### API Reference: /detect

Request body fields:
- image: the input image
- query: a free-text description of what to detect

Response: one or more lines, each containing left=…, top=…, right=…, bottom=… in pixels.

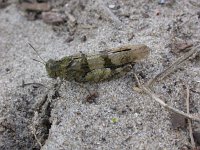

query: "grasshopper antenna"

left=32, top=58, right=45, bottom=65
left=28, top=43, right=46, bottom=65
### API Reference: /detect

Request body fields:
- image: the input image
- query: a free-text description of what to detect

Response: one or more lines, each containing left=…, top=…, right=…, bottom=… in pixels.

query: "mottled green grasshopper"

left=43, top=44, right=150, bottom=83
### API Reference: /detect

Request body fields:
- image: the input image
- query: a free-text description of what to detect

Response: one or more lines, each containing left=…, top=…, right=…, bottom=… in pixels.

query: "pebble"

left=108, top=4, right=115, bottom=9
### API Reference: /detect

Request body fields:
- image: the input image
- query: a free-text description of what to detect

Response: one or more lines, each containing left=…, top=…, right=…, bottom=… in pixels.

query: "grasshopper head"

left=46, top=59, right=61, bottom=79
left=45, top=57, right=72, bottom=79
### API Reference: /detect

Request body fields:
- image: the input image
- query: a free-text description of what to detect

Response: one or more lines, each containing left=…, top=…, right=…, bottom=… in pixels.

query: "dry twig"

left=20, top=2, right=51, bottom=11
left=185, top=84, right=196, bottom=148
left=31, top=125, right=42, bottom=148
left=147, top=45, right=199, bottom=87
left=97, top=0, right=123, bottom=27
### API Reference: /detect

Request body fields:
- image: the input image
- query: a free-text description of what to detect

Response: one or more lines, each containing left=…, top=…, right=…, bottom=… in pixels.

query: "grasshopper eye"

left=46, top=59, right=56, bottom=69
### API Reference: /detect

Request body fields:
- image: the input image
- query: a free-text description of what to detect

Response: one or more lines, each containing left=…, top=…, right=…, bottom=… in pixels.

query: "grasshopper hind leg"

left=112, top=64, right=133, bottom=79
left=84, top=65, right=133, bottom=83
left=84, top=68, right=112, bottom=83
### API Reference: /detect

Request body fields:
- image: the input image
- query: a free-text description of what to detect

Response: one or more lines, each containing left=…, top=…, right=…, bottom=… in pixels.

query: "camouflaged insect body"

left=46, top=44, right=150, bottom=83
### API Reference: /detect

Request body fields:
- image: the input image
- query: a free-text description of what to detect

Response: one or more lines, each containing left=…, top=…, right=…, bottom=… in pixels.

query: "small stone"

left=156, top=11, right=161, bottom=16
left=142, top=12, right=150, bottom=18
left=108, top=4, right=115, bottom=9
left=65, top=36, right=74, bottom=43
left=170, top=113, right=186, bottom=129
left=158, top=0, right=165, bottom=5
left=5, top=68, right=10, bottom=72
left=81, top=35, right=87, bottom=42
left=134, top=113, right=139, bottom=117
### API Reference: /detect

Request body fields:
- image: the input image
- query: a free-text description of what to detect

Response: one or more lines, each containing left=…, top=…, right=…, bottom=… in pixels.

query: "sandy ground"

left=0, top=0, right=200, bottom=149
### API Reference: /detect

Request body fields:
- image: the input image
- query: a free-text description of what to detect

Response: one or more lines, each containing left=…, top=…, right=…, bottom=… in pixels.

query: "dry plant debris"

left=170, top=41, right=193, bottom=54
left=144, top=45, right=200, bottom=121
left=134, top=44, right=200, bottom=149
left=185, top=84, right=195, bottom=148
left=84, top=92, right=99, bottom=104
left=20, top=2, right=51, bottom=11
left=135, top=84, right=200, bottom=122
left=97, top=0, right=123, bottom=27
left=42, top=11, right=66, bottom=24
left=147, top=45, right=199, bottom=87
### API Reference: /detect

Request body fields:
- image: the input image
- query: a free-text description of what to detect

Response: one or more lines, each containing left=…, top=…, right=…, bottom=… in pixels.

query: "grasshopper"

left=45, top=44, right=150, bottom=83
left=30, top=44, right=150, bottom=83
